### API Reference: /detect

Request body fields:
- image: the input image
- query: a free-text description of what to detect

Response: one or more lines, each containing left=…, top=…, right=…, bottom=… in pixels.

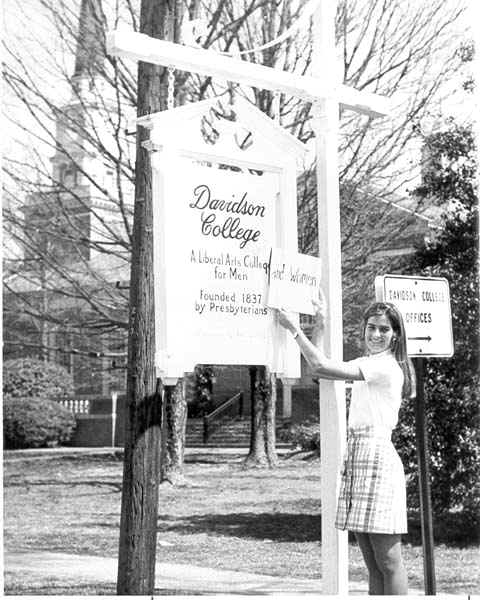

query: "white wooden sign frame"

left=107, top=1, right=390, bottom=593
left=107, top=28, right=390, bottom=119
left=139, top=97, right=305, bottom=383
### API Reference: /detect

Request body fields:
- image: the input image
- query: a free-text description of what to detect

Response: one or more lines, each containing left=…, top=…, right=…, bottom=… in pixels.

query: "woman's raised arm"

left=275, top=291, right=363, bottom=381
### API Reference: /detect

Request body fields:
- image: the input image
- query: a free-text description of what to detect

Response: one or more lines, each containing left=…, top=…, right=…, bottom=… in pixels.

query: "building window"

left=60, top=165, right=77, bottom=188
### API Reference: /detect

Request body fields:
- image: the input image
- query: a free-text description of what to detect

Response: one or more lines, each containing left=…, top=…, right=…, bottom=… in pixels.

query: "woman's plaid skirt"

left=335, top=426, right=407, bottom=534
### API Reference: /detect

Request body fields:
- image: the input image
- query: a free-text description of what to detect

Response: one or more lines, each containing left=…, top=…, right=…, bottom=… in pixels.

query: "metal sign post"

left=376, top=274, right=454, bottom=596
left=412, top=357, right=436, bottom=595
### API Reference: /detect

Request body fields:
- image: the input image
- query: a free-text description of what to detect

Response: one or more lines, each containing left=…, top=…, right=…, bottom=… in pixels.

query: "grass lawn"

left=4, top=450, right=479, bottom=595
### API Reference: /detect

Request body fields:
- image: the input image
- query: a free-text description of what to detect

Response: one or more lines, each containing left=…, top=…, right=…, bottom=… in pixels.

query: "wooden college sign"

left=139, top=97, right=307, bottom=379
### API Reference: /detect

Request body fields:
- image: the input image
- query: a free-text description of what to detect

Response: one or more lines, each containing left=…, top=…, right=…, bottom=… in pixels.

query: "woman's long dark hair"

left=362, top=302, right=416, bottom=399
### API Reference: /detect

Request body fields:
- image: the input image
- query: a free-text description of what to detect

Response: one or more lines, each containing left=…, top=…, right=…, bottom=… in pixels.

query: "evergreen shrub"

left=189, top=365, right=215, bottom=417
left=278, top=420, right=320, bottom=454
left=393, top=120, right=479, bottom=540
left=3, top=358, right=74, bottom=400
left=3, top=396, right=76, bottom=449
left=393, top=370, right=480, bottom=541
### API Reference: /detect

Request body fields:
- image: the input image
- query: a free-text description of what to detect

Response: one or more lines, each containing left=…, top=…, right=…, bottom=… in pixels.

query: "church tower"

left=25, top=0, right=133, bottom=271
left=16, top=0, right=133, bottom=393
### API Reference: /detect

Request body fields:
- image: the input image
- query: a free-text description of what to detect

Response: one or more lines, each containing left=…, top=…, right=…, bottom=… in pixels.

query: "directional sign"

left=375, top=275, right=454, bottom=357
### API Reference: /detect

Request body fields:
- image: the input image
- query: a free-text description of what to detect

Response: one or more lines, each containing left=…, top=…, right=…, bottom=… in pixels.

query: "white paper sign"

left=266, top=248, right=322, bottom=315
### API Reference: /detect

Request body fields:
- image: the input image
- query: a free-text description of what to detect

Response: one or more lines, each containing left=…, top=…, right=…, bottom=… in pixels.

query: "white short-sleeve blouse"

left=348, top=350, right=404, bottom=432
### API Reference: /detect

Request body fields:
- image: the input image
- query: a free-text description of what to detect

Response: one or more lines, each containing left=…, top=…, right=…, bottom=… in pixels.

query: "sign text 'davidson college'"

left=189, top=183, right=265, bottom=249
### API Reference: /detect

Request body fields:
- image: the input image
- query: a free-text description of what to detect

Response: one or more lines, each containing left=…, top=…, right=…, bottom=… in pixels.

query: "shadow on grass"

left=5, top=585, right=210, bottom=596
left=184, top=453, right=246, bottom=465
left=404, top=516, right=480, bottom=546
left=6, top=479, right=122, bottom=494
left=157, top=512, right=322, bottom=543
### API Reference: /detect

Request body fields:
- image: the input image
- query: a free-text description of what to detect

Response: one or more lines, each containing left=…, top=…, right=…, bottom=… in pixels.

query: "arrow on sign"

left=408, top=336, right=432, bottom=341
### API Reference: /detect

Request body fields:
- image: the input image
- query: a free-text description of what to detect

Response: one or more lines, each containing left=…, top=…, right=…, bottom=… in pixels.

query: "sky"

left=2, top=0, right=478, bottom=195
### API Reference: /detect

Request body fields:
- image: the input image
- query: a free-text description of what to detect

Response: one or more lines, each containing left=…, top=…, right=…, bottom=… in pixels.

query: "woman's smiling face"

left=364, top=313, right=394, bottom=354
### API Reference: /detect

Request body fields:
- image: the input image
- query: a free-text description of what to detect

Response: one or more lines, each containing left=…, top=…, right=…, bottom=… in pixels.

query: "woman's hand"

left=312, top=288, right=327, bottom=329
left=276, top=308, right=298, bottom=335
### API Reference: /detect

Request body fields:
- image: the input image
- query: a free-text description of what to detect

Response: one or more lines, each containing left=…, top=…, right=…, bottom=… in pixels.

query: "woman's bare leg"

left=354, top=532, right=384, bottom=595
left=369, top=533, right=408, bottom=595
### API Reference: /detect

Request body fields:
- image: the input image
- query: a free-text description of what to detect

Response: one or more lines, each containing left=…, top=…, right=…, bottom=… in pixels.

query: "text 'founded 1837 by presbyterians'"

left=194, top=288, right=267, bottom=317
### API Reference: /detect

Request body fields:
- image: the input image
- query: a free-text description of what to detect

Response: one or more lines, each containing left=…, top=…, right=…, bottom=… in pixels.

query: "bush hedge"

left=3, top=396, right=76, bottom=449
left=3, top=358, right=74, bottom=400
left=188, top=365, right=215, bottom=417
left=278, top=420, right=320, bottom=454
left=393, top=369, right=480, bottom=533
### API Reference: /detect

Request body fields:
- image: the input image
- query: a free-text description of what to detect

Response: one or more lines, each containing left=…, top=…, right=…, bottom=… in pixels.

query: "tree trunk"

left=265, top=371, right=278, bottom=467
left=246, top=366, right=268, bottom=467
left=117, top=0, right=183, bottom=594
left=116, top=100, right=161, bottom=594
left=160, top=379, right=188, bottom=485
left=244, top=366, right=277, bottom=468
left=40, top=265, right=49, bottom=363
left=154, top=0, right=187, bottom=483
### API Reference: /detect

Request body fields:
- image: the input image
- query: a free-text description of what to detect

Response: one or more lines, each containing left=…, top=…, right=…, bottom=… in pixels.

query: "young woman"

left=276, top=294, right=415, bottom=596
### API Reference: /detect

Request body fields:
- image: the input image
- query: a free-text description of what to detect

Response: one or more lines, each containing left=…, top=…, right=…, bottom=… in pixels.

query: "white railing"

left=56, top=398, right=91, bottom=414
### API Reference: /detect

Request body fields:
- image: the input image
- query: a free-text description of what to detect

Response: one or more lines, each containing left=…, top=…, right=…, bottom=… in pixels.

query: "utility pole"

left=116, top=0, right=182, bottom=594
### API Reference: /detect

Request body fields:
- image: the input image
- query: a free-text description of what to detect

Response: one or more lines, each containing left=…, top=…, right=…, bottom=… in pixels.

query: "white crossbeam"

left=106, top=29, right=390, bottom=118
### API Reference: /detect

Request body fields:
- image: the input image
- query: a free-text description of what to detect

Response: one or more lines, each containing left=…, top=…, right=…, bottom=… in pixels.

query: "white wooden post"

left=280, top=378, right=293, bottom=419
left=107, top=5, right=390, bottom=592
left=111, top=391, right=118, bottom=448
left=313, top=1, right=348, bottom=595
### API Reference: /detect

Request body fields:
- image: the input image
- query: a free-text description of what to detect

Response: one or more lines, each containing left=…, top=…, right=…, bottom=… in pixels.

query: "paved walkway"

left=4, top=551, right=330, bottom=595
left=5, top=551, right=469, bottom=597
left=1, top=551, right=393, bottom=596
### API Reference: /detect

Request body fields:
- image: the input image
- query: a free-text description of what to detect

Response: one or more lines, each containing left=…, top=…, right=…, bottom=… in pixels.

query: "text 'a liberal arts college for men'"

left=190, top=248, right=270, bottom=284
left=189, top=183, right=265, bottom=249
left=190, top=248, right=269, bottom=271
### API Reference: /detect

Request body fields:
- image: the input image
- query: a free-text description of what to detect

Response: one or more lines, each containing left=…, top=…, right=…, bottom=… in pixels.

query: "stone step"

left=187, top=432, right=251, bottom=441
left=187, top=419, right=288, bottom=432
left=185, top=417, right=289, bottom=448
